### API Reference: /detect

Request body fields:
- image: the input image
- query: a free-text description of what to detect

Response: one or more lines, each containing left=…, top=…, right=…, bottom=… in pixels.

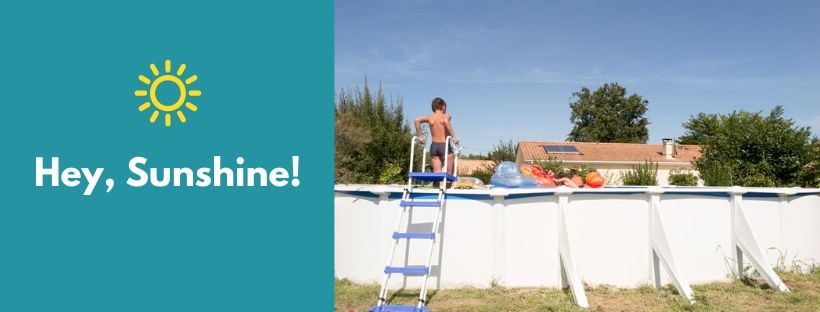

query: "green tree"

left=804, top=137, right=820, bottom=187
left=693, top=106, right=815, bottom=187
left=335, top=80, right=415, bottom=184
left=487, top=140, right=517, bottom=164
left=567, top=83, right=649, bottom=143
left=679, top=112, right=722, bottom=145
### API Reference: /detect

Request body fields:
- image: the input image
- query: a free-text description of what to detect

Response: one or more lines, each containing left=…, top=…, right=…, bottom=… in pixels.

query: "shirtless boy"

left=414, top=97, right=459, bottom=176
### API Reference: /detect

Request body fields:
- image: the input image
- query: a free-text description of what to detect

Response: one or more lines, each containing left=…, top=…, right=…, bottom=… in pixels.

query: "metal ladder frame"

left=373, top=136, right=459, bottom=312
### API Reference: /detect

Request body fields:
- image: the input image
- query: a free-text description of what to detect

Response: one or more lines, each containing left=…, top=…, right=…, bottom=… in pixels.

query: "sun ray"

left=149, top=64, right=159, bottom=76
left=150, top=111, right=159, bottom=123
left=138, top=102, right=151, bottom=111
left=185, top=102, right=198, bottom=112
left=185, top=75, right=198, bottom=84
left=138, top=75, right=151, bottom=85
left=165, top=60, right=171, bottom=73
left=177, top=111, right=187, bottom=123
left=177, top=64, right=187, bottom=76
left=134, top=90, right=148, bottom=96
left=188, top=90, right=202, bottom=96
left=165, top=113, right=171, bottom=127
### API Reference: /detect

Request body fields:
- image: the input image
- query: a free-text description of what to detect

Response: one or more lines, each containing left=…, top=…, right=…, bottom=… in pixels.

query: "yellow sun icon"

left=134, top=59, right=201, bottom=127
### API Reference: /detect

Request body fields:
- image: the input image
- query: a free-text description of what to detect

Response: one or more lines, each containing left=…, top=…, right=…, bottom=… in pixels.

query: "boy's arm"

left=414, top=116, right=428, bottom=144
left=444, top=115, right=458, bottom=144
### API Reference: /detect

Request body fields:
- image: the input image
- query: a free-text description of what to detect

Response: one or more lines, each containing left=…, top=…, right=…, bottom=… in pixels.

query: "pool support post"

left=729, top=187, right=789, bottom=292
left=646, top=187, right=696, bottom=303
left=490, top=188, right=508, bottom=286
left=555, top=186, right=589, bottom=308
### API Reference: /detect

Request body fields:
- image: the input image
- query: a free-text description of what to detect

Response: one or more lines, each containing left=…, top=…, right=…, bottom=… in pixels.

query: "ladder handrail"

left=408, top=136, right=419, bottom=187
left=441, top=136, right=461, bottom=179
left=417, top=188, right=445, bottom=308
left=408, top=136, right=432, bottom=183
left=410, top=135, right=461, bottom=179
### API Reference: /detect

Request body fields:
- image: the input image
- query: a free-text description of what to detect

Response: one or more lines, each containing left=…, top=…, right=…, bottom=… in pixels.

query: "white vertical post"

left=777, top=190, right=795, bottom=268
left=373, top=187, right=401, bottom=306
left=646, top=187, right=695, bottom=303
left=490, top=189, right=508, bottom=285
left=555, top=186, right=588, bottom=308
left=730, top=187, right=789, bottom=292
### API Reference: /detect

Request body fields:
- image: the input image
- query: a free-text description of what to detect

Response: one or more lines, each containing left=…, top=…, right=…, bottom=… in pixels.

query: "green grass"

left=336, top=268, right=820, bottom=311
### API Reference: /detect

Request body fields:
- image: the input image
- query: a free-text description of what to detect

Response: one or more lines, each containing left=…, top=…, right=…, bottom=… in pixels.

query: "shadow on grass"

left=740, top=276, right=772, bottom=290
left=386, top=288, right=439, bottom=304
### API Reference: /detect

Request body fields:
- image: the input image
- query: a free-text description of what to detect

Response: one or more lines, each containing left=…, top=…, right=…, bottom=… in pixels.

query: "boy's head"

left=431, top=97, right=447, bottom=112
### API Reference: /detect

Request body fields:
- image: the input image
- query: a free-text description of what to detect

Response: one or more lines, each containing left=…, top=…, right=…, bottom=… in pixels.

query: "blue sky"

left=335, top=1, right=820, bottom=153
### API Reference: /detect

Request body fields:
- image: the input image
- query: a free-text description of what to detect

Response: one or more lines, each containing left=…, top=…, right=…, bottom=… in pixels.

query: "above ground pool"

left=335, top=184, right=820, bottom=305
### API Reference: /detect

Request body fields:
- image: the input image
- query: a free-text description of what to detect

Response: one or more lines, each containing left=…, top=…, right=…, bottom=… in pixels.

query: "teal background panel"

left=0, top=1, right=334, bottom=311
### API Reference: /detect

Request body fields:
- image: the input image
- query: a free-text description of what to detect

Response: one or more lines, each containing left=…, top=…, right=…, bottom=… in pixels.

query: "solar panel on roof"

left=544, top=145, right=563, bottom=153
left=543, top=144, right=580, bottom=154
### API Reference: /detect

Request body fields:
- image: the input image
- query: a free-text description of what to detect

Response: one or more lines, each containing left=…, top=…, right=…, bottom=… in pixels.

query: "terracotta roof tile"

left=517, top=141, right=700, bottom=163
left=457, top=159, right=494, bottom=175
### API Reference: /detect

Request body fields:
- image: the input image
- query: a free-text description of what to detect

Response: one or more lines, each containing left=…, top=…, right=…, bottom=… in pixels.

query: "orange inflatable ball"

left=586, top=174, right=605, bottom=188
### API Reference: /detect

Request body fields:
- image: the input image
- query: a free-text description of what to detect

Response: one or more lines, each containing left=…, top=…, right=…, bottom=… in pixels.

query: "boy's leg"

left=446, top=154, right=455, bottom=176
left=431, top=156, right=443, bottom=173
left=430, top=155, right=443, bottom=188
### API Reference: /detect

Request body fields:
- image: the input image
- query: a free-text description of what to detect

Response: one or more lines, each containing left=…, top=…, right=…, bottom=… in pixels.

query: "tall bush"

left=687, top=106, right=815, bottom=187
left=668, top=170, right=698, bottom=186
left=532, top=157, right=563, bottom=174
left=335, top=80, right=414, bottom=184
left=621, top=161, right=658, bottom=186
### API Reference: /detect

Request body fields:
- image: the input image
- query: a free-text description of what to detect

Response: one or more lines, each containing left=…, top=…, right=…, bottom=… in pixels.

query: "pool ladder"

left=370, top=137, right=458, bottom=312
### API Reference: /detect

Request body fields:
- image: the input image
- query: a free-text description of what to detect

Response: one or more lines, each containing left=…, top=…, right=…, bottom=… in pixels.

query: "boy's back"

left=426, top=112, right=451, bottom=143
left=414, top=97, right=458, bottom=175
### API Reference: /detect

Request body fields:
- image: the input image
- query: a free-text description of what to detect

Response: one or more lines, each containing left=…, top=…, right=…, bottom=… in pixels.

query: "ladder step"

left=384, top=266, right=429, bottom=275
left=408, top=172, right=457, bottom=182
left=392, top=232, right=435, bottom=240
left=369, top=305, right=429, bottom=312
left=399, top=200, right=441, bottom=207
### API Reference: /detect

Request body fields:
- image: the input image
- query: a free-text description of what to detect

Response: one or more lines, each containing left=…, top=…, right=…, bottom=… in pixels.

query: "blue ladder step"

left=399, top=200, right=441, bottom=207
left=408, top=172, right=457, bottom=182
left=384, top=266, right=429, bottom=275
left=369, top=305, right=429, bottom=312
left=392, top=232, right=435, bottom=240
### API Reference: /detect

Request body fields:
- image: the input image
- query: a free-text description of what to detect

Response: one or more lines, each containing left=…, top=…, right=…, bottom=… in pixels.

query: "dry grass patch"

left=336, top=268, right=820, bottom=311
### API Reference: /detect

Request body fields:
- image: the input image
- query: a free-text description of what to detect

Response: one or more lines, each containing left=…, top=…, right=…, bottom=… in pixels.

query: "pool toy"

left=453, top=177, right=486, bottom=189
left=490, top=161, right=538, bottom=188
left=585, top=171, right=605, bottom=188
left=520, top=164, right=556, bottom=187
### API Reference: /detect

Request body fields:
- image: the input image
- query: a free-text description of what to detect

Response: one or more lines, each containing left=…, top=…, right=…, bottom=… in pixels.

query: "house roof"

left=517, top=141, right=701, bottom=164
left=457, top=159, right=494, bottom=175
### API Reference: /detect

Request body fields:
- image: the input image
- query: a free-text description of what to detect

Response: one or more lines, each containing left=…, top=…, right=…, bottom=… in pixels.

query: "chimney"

left=662, top=138, right=674, bottom=160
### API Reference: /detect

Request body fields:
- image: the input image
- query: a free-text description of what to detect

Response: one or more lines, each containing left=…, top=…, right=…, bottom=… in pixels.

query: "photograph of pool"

left=335, top=2, right=820, bottom=311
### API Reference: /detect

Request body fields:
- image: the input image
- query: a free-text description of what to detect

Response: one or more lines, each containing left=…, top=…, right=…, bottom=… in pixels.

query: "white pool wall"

left=334, top=185, right=820, bottom=290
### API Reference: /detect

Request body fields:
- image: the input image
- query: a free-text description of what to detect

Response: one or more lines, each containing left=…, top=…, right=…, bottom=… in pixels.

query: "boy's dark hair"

left=431, top=97, right=446, bottom=112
